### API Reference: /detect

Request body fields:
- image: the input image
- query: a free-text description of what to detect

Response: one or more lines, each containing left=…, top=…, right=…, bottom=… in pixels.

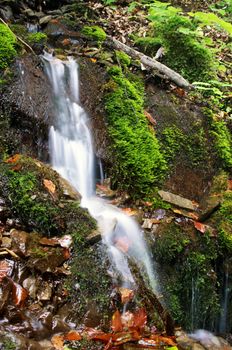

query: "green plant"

left=189, top=11, right=232, bottom=36
left=115, top=50, right=131, bottom=66
left=0, top=23, right=17, bottom=70
left=81, top=26, right=106, bottom=45
left=104, top=66, right=167, bottom=197
left=2, top=338, right=16, bottom=350
left=155, top=15, right=216, bottom=81
left=27, top=32, right=47, bottom=44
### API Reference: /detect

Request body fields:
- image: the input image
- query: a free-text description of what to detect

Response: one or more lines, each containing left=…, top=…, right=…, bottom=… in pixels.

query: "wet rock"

left=11, top=229, right=31, bottom=257
left=1, top=55, right=53, bottom=158
left=23, top=276, right=39, bottom=299
left=58, top=177, right=81, bottom=200
left=39, top=15, right=52, bottom=25
left=0, top=278, right=12, bottom=313
left=86, top=229, right=102, bottom=245
left=37, top=282, right=53, bottom=301
left=1, top=236, right=12, bottom=248
left=158, top=190, right=198, bottom=211
left=51, top=315, right=70, bottom=333
left=0, top=5, right=14, bottom=21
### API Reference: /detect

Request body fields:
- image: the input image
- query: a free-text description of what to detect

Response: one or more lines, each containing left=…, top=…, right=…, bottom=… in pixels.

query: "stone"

left=11, top=229, right=29, bottom=256
left=0, top=6, right=14, bottom=21
left=23, top=8, right=36, bottom=17
left=158, top=190, right=198, bottom=211
left=37, top=282, right=52, bottom=301
left=1, top=237, right=12, bottom=248
left=23, top=276, right=39, bottom=299
left=58, top=176, right=81, bottom=200
left=28, top=247, right=67, bottom=273
left=86, top=229, right=101, bottom=245
left=39, top=15, right=52, bottom=25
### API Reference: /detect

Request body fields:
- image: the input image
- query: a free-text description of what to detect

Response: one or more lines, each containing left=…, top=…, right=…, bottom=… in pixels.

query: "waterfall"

left=43, top=52, right=157, bottom=293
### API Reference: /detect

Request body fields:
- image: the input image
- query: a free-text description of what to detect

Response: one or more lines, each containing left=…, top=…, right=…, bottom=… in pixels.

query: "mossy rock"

left=0, top=23, right=18, bottom=71
left=81, top=25, right=106, bottom=45
left=0, top=154, right=96, bottom=236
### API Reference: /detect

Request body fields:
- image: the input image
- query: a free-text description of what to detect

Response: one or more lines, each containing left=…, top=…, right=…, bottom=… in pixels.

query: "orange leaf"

left=63, top=330, right=82, bottom=341
left=5, top=154, right=20, bottom=164
left=51, top=334, right=64, bottom=349
left=194, top=221, right=206, bottom=233
left=133, top=308, right=147, bottom=330
left=118, top=287, right=134, bottom=304
left=115, top=236, right=130, bottom=253
left=43, top=179, right=56, bottom=194
left=113, top=330, right=141, bottom=345
left=150, top=334, right=176, bottom=346
left=144, top=110, right=156, bottom=126
left=63, top=248, right=71, bottom=260
left=0, top=260, right=11, bottom=282
left=111, top=310, right=123, bottom=332
left=84, top=328, right=112, bottom=343
left=90, top=58, right=97, bottom=63
left=12, top=281, right=28, bottom=307
left=121, top=208, right=137, bottom=216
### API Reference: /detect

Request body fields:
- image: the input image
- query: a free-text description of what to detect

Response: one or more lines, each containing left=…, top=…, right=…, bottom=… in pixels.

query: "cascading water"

left=43, top=52, right=158, bottom=293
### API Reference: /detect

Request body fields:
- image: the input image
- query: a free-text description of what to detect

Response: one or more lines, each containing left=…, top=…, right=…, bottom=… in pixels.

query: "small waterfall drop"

left=43, top=53, right=157, bottom=293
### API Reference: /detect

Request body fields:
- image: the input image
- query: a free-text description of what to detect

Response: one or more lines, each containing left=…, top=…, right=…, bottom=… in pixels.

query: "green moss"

left=104, top=66, right=167, bottom=197
left=0, top=156, right=96, bottom=237
left=205, top=108, right=232, bottom=169
left=81, top=25, right=106, bottom=45
left=0, top=23, right=17, bottom=70
left=160, top=124, right=208, bottom=167
left=154, top=222, right=190, bottom=263
left=134, top=36, right=162, bottom=56
left=1, top=338, right=16, bottom=350
left=115, top=50, right=131, bottom=66
left=155, top=15, right=216, bottom=82
left=27, top=32, right=47, bottom=44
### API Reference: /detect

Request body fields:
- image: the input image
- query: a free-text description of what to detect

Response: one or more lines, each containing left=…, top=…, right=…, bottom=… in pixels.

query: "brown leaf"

left=40, top=237, right=59, bottom=246
left=133, top=308, right=147, bottom=330
left=62, top=248, right=70, bottom=260
left=121, top=208, right=137, bottom=216
left=144, top=110, right=157, bottom=126
left=150, top=334, right=177, bottom=346
left=63, top=330, right=82, bottom=341
left=0, top=260, right=11, bottom=282
left=43, top=179, right=56, bottom=194
left=113, top=330, right=141, bottom=345
left=51, top=334, right=64, bottom=349
left=12, top=281, right=28, bottom=307
left=84, top=328, right=112, bottom=343
left=111, top=310, right=123, bottom=332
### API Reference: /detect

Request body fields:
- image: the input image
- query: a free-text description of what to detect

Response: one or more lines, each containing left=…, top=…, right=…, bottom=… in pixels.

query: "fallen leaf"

left=150, top=335, right=177, bottom=346
left=12, top=281, right=28, bottom=307
left=133, top=308, right=147, bottom=330
left=84, top=328, right=112, bottom=343
left=90, top=58, right=97, bottom=63
left=121, top=208, right=137, bottom=216
left=62, top=248, right=70, bottom=260
left=113, top=331, right=141, bottom=345
left=0, top=260, right=11, bottom=282
left=118, top=287, right=134, bottom=304
left=51, top=334, right=64, bottom=349
left=111, top=310, right=123, bottom=332
left=43, top=179, right=56, bottom=194
left=144, top=110, right=157, bottom=126
left=63, top=330, right=82, bottom=341
left=194, top=221, right=206, bottom=233
left=5, top=154, right=20, bottom=164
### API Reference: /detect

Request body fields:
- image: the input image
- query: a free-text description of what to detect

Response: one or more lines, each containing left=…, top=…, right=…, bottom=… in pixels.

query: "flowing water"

left=43, top=53, right=158, bottom=293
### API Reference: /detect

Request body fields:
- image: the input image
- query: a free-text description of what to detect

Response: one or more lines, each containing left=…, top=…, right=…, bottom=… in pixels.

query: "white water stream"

left=43, top=53, right=157, bottom=293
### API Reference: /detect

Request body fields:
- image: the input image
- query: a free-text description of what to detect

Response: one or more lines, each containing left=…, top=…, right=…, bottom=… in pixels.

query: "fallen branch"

left=0, top=17, right=35, bottom=54
left=105, top=36, right=191, bottom=89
